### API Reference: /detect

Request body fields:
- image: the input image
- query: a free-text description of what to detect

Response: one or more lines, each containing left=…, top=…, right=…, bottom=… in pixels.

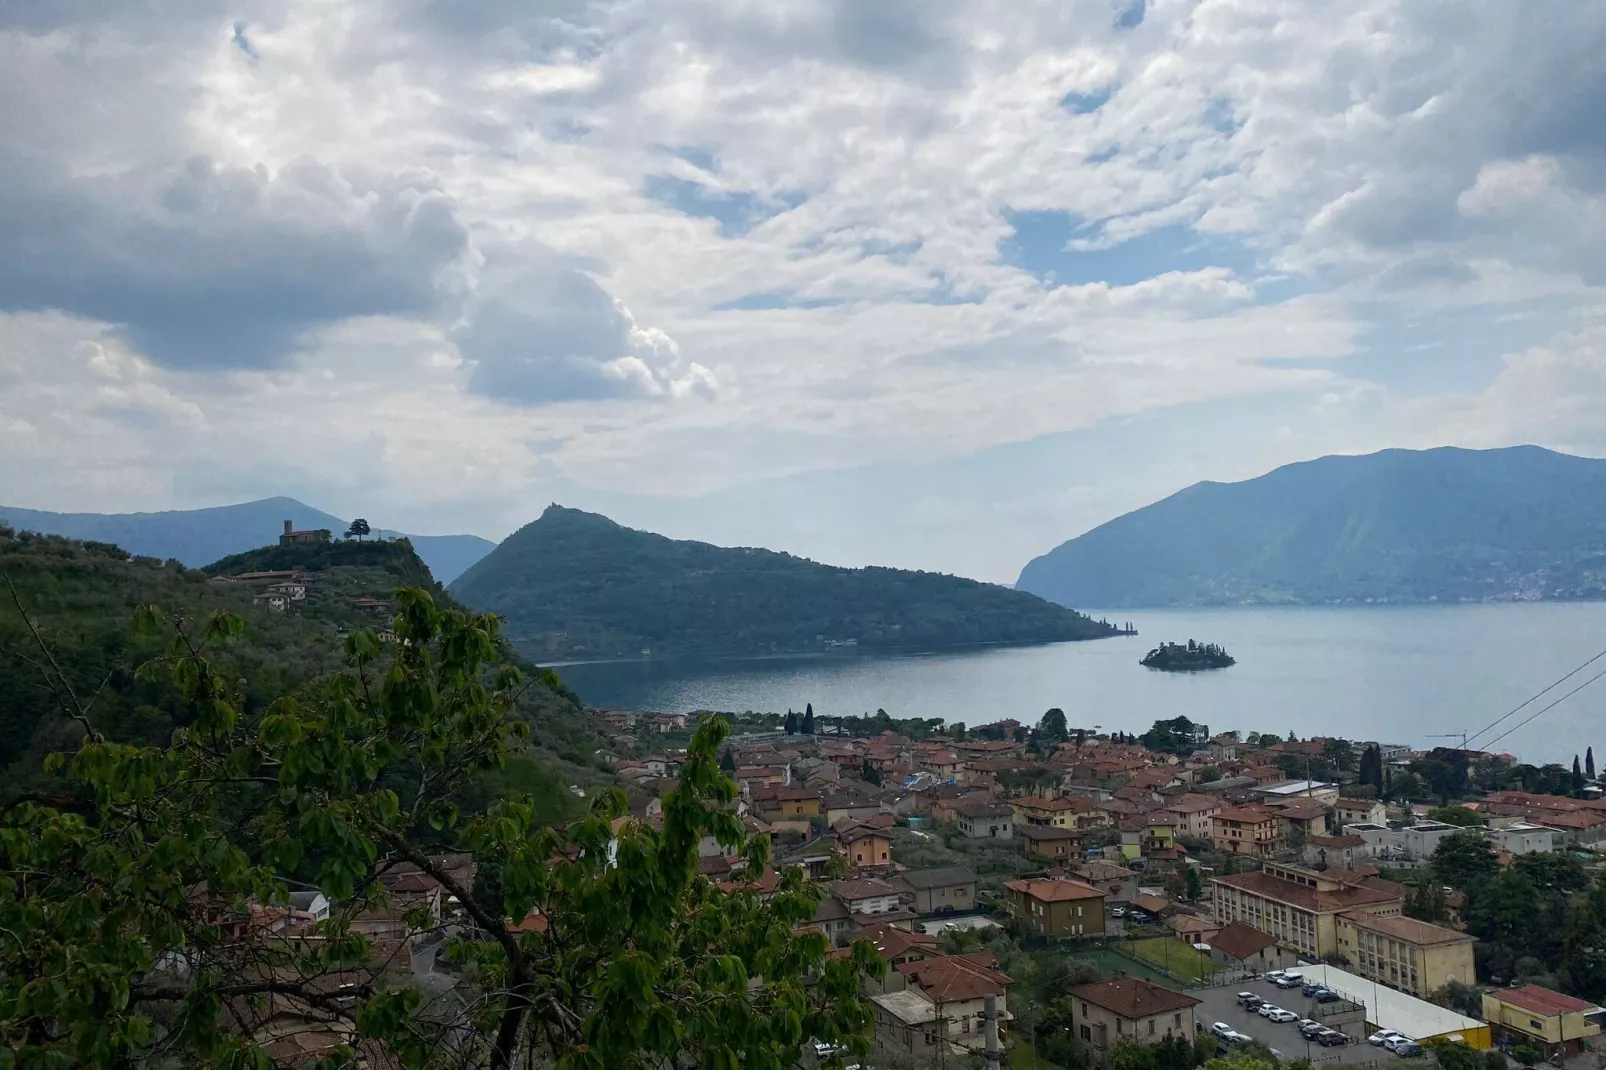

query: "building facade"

left=1004, top=877, right=1106, bottom=937
left=1211, top=862, right=1403, bottom=958
left=1335, top=912, right=1476, bottom=997
left=1482, top=985, right=1602, bottom=1059
left=1210, top=805, right=1282, bottom=856
left=1070, top=978, right=1200, bottom=1069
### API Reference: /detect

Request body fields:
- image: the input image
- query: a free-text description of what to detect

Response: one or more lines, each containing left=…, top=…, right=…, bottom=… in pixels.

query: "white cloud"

left=0, top=0, right=1603, bottom=576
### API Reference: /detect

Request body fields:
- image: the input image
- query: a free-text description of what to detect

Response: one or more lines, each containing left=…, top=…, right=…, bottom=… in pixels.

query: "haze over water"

left=555, top=603, right=1606, bottom=766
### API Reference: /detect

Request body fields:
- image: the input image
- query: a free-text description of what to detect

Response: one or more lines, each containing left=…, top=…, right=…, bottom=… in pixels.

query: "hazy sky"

left=3, top=1, right=1604, bottom=582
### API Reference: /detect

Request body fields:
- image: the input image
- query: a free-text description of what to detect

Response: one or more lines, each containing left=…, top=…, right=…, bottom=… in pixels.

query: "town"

left=593, top=708, right=1606, bottom=1069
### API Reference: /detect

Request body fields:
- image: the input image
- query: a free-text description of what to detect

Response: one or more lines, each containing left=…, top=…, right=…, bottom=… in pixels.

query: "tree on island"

left=1139, top=640, right=1234, bottom=672
left=802, top=703, right=815, bottom=734
left=0, top=589, right=882, bottom=1067
left=345, top=516, right=371, bottom=541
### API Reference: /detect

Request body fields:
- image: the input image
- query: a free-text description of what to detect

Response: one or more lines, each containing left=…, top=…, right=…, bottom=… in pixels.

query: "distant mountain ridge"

left=0, top=497, right=495, bottom=584
left=1016, top=446, right=1606, bottom=608
left=451, top=504, right=1117, bottom=660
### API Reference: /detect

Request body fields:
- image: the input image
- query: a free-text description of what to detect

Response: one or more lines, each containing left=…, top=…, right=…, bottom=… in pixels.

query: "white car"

left=1225, top=1031, right=1254, bottom=1046
left=1111, top=906, right=1126, bottom=917
left=1266, top=1009, right=1297, bottom=1023
left=1384, top=1036, right=1418, bottom=1054
left=1265, top=970, right=1287, bottom=983
left=1257, top=1003, right=1283, bottom=1018
left=1211, top=1022, right=1237, bottom=1039
left=1370, top=1031, right=1406, bottom=1047
left=810, top=1039, right=840, bottom=1058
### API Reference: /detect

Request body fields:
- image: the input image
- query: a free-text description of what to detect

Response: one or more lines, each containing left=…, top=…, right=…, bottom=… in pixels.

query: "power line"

left=1479, top=663, right=1606, bottom=753
left=1462, top=644, right=1606, bottom=749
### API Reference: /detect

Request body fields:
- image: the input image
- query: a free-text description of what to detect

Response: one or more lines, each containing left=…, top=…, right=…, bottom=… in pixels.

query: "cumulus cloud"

left=2, top=0, right=1605, bottom=576
left=459, top=261, right=719, bottom=403
left=0, top=153, right=469, bottom=369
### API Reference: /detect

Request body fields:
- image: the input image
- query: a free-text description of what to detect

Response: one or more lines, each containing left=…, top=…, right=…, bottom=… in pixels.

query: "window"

left=1116, top=1020, right=1124, bottom=1034
left=1148, top=1020, right=1156, bottom=1036
left=962, top=1017, right=972, bottom=1034
left=1081, top=1002, right=1088, bottom=1016
left=1174, top=1014, right=1182, bottom=1028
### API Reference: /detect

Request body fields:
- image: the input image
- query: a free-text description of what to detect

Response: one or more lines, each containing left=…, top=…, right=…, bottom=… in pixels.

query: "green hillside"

left=0, top=526, right=604, bottom=801
left=1016, top=445, right=1606, bottom=607
left=450, top=504, right=1117, bottom=660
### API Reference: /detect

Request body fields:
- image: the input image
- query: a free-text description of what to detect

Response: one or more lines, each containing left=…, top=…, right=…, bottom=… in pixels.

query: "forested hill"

left=0, top=497, right=495, bottom=583
left=0, top=526, right=604, bottom=801
left=450, top=504, right=1117, bottom=660
left=1016, top=445, right=1606, bottom=608
left=204, top=537, right=442, bottom=591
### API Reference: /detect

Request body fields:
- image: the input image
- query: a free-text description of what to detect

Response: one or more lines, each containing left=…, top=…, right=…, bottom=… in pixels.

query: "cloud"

left=2, top=0, right=1605, bottom=581
left=0, top=153, right=469, bottom=369
left=460, top=261, right=719, bottom=403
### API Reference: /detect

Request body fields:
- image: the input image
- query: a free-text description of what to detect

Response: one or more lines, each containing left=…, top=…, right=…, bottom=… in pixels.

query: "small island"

left=1140, top=639, right=1235, bottom=672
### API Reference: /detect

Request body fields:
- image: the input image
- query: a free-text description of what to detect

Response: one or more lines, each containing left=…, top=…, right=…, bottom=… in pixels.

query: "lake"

left=553, top=603, right=1606, bottom=765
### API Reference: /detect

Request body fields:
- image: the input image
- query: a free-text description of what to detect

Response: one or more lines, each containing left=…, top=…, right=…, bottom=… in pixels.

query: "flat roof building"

left=1296, top=963, right=1490, bottom=1048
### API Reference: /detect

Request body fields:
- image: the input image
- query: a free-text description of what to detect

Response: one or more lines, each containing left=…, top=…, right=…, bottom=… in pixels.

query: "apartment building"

left=1335, top=912, right=1476, bottom=998
left=1211, top=862, right=1404, bottom=958
left=1211, top=804, right=1282, bottom=856
left=1004, top=876, right=1107, bottom=937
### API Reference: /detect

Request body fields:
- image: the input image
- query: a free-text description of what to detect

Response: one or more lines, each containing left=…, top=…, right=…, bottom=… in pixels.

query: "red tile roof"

left=898, top=953, right=1013, bottom=1003
left=1209, top=921, right=1277, bottom=961
left=1004, top=877, right=1105, bottom=903
left=1491, top=985, right=1598, bottom=1017
left=1070, top=977, right=1200, bottom=1019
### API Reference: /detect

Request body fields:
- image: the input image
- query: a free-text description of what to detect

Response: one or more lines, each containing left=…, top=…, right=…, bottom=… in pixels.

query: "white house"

left=1487, top=822, right=1558, bottom=856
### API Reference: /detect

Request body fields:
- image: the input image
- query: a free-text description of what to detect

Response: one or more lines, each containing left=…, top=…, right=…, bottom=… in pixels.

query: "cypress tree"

left=784, top=710, right=797, bottom=735
left=1588, top=747, right=1597, bottom=781
left=1573, top=755, right=1586, bottom=795
left=802, top=703, right=815, bottom=735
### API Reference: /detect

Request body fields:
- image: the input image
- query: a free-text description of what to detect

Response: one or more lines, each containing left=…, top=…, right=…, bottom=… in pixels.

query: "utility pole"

left=983, top=994, right=1002, bottom=1070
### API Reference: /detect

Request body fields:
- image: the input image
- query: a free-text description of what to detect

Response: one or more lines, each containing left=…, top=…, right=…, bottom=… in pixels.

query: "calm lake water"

left=552, top=604, right=1606, bottom=766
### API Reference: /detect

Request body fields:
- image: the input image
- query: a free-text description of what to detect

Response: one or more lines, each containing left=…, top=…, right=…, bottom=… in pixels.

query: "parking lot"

left=1194, top=977, right=1402, bottom=1065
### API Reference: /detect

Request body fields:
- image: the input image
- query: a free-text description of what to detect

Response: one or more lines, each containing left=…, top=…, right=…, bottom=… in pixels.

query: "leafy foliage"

left=1140, top=716, right=1202, bottom=753
left=451, top=505, right=1117, bottom=659
left=0, top=587, right=881, bottom=1067
left=1425, top=805, right=1484, bottom=827
left=0, top=529, right=600, bottom=781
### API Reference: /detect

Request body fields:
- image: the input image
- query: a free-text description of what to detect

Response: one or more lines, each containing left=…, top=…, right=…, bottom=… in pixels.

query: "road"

left=1194, top=978, right=1407, bottom=1066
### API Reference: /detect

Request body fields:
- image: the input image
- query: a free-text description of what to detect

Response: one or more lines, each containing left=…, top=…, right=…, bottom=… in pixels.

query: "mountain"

left=1016, top=445, right=1606, bottom=608
left=0, top=525, right=604, bottom=805
left=450, top=505, right=1117, bottom=660
left=0, top=497, right=496, bottom=584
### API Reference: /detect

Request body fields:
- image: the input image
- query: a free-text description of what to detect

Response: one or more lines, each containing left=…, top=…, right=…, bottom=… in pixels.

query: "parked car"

left=1274, top=972, right=1303, bottom=988
left=1265, top=970, right=1287, bottom=983
left=1266, top=1009, right=1297, bottom=1023
left=1299, top=1021, right=1324, bottom=1039
left=1394, top=1041, right=1423, bottom=1057
left=810, top=1039, right=840, bottom=1057
left=1317, top=1029, right=1349, bottom=1047
left=1225, top=1031, right=1254, bottom=1047
left=1384, top=1036, right=1419, bottom=1054
left=1212, top=1022, right=1237, bottom=1039
left=1257, top=1004, right=1283, bottom=1018
left=1301, top=981, right=1323, bottom=997
left=1370, top=1031, right=1407, bottom=1047
left=1237, top=992, right=1264, bottom=1009
left=1315, top=988, right=1340, bottom=1003
left=1110, top=906, right=1126, bottom=917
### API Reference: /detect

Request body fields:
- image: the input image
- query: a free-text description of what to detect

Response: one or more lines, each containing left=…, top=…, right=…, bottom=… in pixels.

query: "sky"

left=3, top=0, right=1605, bottom=584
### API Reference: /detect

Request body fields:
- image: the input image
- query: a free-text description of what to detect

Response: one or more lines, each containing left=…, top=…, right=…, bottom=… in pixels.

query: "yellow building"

left=1210, top=805, right=1283, bottom=856
left=1335, top=911, right=1476, bottom=998
left=1211, top=862, right=1403, bottom=958
left=1482, top=985, right=1602, bottom=1059
left=1012, top=795, right=1108, bottom=830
